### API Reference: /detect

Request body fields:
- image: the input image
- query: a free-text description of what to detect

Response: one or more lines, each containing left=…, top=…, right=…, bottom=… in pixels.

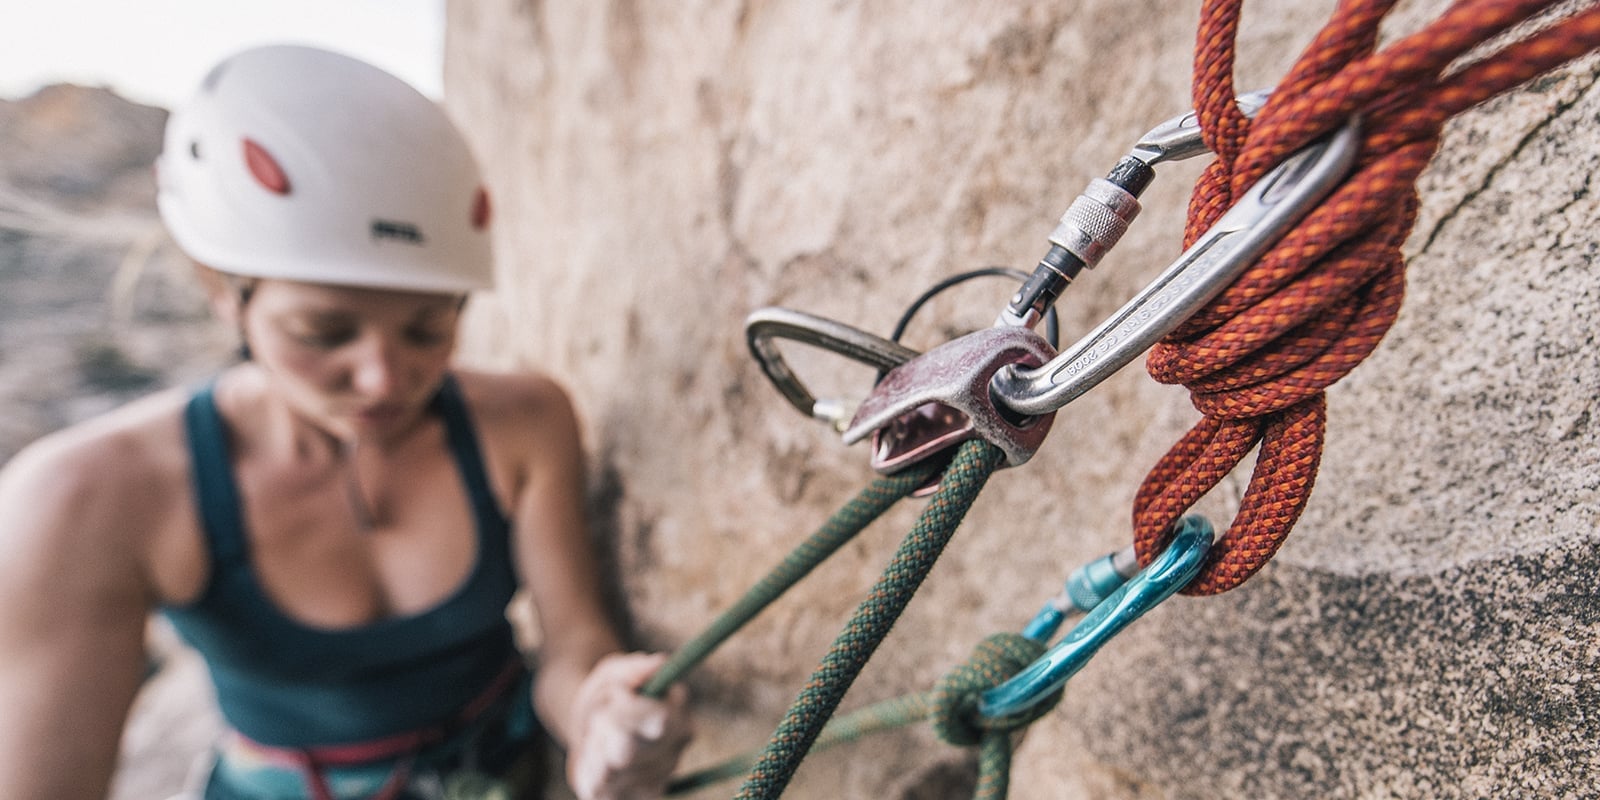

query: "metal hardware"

left=999, top=91, right=1275, bottom=330
left=1019, top=546, right=1141, bottom=643
left=1064, top=546, right=1141, bottom=613
left=979, top=516, right=1214, bottom=719
left=841, top=326, right=1056, bottom=469
left=992, top=120, right=1362, bottom=417
left=743, top=98, right=1356, bottom=481
left=1127, top=90, right=1270, bottom=167
left=745, top=307, right=919, bottom=430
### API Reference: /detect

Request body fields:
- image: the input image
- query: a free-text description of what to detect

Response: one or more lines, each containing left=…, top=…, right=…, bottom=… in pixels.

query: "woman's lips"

left=354, top=404, right=406, bottom=423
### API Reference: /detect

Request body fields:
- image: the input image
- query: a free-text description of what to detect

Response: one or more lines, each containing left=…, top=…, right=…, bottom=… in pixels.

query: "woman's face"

left=238, top=279, right=463, bottom=442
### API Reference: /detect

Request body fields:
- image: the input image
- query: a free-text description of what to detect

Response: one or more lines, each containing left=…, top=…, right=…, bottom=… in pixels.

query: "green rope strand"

left=976, top=733, right=1012, bottom=800
left=812, top=691, right=934, bottom=748
left=640, top=458, right=945, bottom=700
left=930, top=632, right=1059, bottom=800
left=671, top=626, right=1060, bottom=798
left=666, top=692, right=935, bottom=794
left=733, top=440, right=1006, bottom=800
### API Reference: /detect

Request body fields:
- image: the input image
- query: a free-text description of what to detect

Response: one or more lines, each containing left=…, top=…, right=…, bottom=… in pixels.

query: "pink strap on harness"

left=234, top=661, right=525, bottom=800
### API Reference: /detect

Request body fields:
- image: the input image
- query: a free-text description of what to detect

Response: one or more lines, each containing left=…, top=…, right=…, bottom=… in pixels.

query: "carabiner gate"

left=978, top=516, right=1214, bottom=719
left=741, top=97, right=1359, bottom=482
left=745, top=307, right=919, bottom=430
left=1019, top=544, right=1141, bottom=643
left=990, top=121, right=1362, bottom=417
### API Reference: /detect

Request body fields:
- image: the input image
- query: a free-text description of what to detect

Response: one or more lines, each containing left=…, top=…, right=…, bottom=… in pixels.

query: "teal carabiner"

left=979, top=516, right=1214, bottom=719
left=1019, top=545, right=1141, bottom=643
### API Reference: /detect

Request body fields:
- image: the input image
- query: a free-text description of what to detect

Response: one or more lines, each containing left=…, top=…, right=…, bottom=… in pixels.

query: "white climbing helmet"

left=156, top=44, right=494, bottom=294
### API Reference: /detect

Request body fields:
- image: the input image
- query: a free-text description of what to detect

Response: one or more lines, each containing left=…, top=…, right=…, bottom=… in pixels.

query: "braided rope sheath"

left=1134, top=0, right=1600, bottom=593
left=667, top=692, right=936, bottom=794
left=733, top=440, right=1006, bottom=800
left=641, top=458, right=945, bottom=700
left=930, top=633, right=1057, bottom=800
left=670, top=631, right=1059, bottom=797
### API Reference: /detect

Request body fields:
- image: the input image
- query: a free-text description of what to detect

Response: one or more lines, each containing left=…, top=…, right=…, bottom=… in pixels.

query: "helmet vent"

left=200, top=62, right=229, bottom=93
left=242, top=138, right=291, bottom=195
left=471, top=187, right=492, bottom=230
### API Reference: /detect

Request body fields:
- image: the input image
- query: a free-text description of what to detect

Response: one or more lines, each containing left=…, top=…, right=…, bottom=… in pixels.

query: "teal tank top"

left=163, top=375, right=523, bottom=747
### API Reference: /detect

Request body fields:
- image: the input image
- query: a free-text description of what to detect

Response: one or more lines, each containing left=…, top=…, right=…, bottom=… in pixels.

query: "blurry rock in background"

left=0, top=83, right=234, bottom=462
left=1, top=84, right=230, bottom=798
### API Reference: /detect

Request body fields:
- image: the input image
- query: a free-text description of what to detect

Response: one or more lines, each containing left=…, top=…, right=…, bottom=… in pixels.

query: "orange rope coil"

left=1133, top=0, right=1600, bottom=594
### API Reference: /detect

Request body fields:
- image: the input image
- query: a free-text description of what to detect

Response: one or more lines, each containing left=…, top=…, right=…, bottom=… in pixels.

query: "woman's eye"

left=293, top=329, right=356, bottom=349
left=404, top=327, right=451, bottom=347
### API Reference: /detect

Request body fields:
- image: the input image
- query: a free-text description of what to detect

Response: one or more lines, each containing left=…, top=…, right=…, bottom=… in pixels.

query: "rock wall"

left=444, top=1, right=1599, bottom=797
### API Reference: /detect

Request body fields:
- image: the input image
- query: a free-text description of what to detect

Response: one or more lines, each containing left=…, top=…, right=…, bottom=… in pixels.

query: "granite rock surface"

left=443, top=2, right=1599, bottom=797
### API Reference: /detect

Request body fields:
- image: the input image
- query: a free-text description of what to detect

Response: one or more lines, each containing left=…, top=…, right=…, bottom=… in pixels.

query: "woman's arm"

left=500, top=375, right=623, bottom=743
left=484, top=373, right=690, bottom=799
left=0, top=434, right=154, bottom=800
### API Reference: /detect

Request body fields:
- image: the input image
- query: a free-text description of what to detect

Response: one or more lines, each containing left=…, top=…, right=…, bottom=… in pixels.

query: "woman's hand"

left=565, top=652, right=692, bottom=800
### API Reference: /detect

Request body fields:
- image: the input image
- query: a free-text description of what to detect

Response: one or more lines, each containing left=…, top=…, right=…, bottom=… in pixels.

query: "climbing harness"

left=647, top=1, right=1600, bottom=797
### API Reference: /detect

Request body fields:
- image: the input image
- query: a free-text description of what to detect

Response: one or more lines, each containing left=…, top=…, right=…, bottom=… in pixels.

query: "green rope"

left=641, top=457, right=946, bottom=700
left=976, top=734, right=1012, bottom=800
left=811, top=690, right=934, bottom=747
left=667, top=692, right=935, bottom=794
left=733, top=440, right=1006, bottom=800
left=929, top=632, right=1059, bottom=800
left=670, top=629, right=1060, bottom=798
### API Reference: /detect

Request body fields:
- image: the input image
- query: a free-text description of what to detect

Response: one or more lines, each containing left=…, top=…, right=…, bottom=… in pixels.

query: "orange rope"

left=1133, top=0, right=1600, bottom=594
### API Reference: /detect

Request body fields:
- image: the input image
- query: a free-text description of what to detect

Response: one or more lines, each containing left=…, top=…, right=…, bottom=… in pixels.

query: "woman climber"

left=0, top=44, right=690, bottom=799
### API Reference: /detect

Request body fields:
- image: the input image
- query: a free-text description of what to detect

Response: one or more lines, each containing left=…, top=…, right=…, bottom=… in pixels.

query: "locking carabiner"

left=1019, top=544, right=1141, bottom=643
left=978, top=516, right=1214, bottom=719
left=842, top=95, right=1315, bottom=475
left=991, top=121, right=1362, bottom=417
left=998, top=90, right=1272, bottom=330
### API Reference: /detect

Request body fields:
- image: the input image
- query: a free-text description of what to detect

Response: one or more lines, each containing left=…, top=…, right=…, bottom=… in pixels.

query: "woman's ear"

left=191, top=263, right=251, bottom=325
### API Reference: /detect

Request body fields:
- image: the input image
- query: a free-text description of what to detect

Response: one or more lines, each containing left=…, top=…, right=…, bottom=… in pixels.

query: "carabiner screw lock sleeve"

left=992, top=121, right=1362, bottom=417
left=979, top=515, right=1214, bottom=719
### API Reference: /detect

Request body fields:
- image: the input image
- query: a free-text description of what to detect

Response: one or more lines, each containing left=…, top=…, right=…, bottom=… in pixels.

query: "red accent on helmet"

left=242, top=138, right=291, bottom=195
left=471, top=186, right=491, bottom=230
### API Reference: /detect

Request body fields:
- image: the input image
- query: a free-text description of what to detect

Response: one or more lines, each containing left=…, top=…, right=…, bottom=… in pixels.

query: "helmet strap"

left=229, top=277, right=258, bottom=361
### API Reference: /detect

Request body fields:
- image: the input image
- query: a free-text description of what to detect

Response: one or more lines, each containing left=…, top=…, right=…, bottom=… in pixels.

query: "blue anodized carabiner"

left=979, top=516, right=1215, bottom=719
left=1018, top=544, right=1142, bottom=642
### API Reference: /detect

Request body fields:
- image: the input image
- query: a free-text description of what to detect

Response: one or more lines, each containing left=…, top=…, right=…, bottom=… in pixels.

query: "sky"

left=0, top=0, right=446, bottom=108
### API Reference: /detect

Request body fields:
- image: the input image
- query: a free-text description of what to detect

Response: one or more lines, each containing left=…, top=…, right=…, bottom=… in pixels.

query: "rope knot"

left=930, top=633, right=1055, bottom=747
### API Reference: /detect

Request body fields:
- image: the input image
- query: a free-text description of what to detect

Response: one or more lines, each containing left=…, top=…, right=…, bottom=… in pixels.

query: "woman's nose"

left=350, top=337, right=404, bottom=398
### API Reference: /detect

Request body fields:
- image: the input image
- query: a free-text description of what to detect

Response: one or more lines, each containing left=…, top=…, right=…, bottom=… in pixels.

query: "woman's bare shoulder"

left=1, top=386, right=197, bottom=536
left=451, top=367, right=580, bottom=429
left=448, top=367, right=587, bottom=497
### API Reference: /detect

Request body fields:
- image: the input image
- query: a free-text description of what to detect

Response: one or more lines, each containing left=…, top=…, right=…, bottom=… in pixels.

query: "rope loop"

left=1134, top=0, right=1600, bottom=594
left=930, top=633, right=1054, bottom=747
